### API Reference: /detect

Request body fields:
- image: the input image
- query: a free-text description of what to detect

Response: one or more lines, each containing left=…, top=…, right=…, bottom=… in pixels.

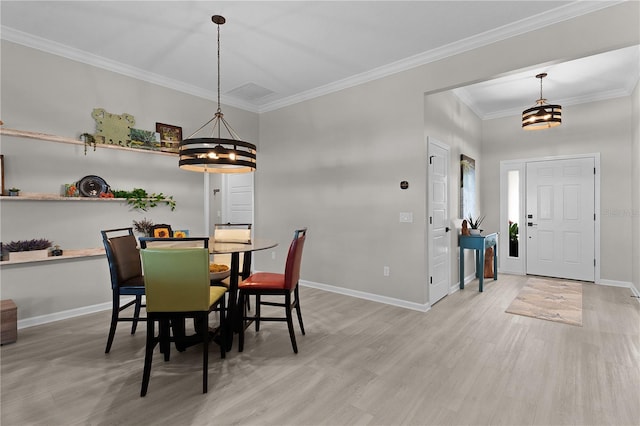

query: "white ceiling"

left=1, top=1, right=638, bottom=116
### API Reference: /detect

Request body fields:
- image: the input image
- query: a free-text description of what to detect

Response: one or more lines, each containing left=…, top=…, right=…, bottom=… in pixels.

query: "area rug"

left=506, top=278, right=583, bottom=326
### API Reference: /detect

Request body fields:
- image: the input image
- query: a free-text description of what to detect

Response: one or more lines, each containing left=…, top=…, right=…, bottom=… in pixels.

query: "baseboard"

left=597, top=279, right=640, bottom=304
left=17, top=301, right=113, bottom=330
left=447, top=274, right=475, bottom=294
left=300, top=280, right=430, bottom=313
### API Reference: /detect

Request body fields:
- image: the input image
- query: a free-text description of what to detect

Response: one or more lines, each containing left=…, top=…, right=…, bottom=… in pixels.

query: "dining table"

left=141, top=237, right=277, bottom=352
left=210, top=238, right=278, bottom=350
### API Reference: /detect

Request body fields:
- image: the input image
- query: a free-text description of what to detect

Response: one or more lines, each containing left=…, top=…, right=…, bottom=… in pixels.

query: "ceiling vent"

left=226, top=82, right=275, bottom=101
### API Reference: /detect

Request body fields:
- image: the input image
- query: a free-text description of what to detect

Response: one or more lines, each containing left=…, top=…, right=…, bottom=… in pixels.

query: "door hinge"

left=430, top=276, right=433, bottom=284
left=594, top=259, right=596, bottom=267
left=594, top=213, right=596, bottom=220
left=429, top=155, right=434, bottom=164
left=429, top=216, right=433, bottom=224
left=594, top=167, right=596, bottom=175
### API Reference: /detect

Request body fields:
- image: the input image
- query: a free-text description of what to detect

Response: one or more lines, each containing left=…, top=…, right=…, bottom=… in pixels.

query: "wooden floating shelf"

left=1, top=193, right=126, bottom=201
left=0, top=127, right=178, bottom=157
left=0, top=248, right=105, bottom=266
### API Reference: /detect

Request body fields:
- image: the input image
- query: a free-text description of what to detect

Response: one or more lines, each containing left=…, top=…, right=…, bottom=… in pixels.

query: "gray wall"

left=1, top=2, right=638, bottom=323
left=424, top=90, right=483, bottom=288
left=254, top=2, right=640, bottom=305
left=0, top=40, right=258, bottom=321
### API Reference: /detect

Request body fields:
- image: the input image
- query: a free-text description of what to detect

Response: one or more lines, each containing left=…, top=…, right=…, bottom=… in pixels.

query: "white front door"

left=428, top=139, right=451, bottom=305
left=222, top=173, right=254, bottom=224
left=526, top=158, right=595, bottom=281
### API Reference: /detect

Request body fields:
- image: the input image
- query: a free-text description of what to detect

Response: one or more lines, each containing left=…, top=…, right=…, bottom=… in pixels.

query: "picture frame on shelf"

left=155, top=122, right=182, bottom=153
left=130, top=128, right=160, bottom=151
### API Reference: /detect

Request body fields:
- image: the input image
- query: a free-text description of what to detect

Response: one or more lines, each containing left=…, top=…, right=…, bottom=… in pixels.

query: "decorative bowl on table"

left=209, top=263, right=231, bottom=281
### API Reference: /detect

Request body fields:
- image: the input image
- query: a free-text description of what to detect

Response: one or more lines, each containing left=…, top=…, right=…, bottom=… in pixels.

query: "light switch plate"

left=399, top=212, right=413, bottom=223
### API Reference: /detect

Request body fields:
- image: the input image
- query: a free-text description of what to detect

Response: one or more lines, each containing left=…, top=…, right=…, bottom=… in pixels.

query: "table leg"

left=459, top=246, right=465, bottom=289
left=223, top=252, right=240, bottom=352
left=493, top=243, right=498, bottom=281
left=478, top=248, right=484, bottom=292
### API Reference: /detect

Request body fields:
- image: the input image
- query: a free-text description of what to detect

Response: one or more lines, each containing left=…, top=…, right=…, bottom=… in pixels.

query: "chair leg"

left=294, top=286, right=305, bottom=335
left=201, top=313, right=209, bottom=394
left=285, top=293, right=298, bottom=354
left=131, top=294, right=142, bottom=334
left=105, top=294, right=119, bottom=353
left=238, top=292, right=245, bottom=353
left=219, top=294, right=226, bottom=359
left=171, top=317, right=187, bottom=352
left=141, top=318, right=156, bottom=397
left=255, top=295, right=261, bottom=332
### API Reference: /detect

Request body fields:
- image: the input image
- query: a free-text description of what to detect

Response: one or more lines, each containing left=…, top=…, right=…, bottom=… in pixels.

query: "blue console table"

left=459, top=232, right=498, bottom=292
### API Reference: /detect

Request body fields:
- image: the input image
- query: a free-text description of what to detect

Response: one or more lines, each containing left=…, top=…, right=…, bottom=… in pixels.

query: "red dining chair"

left=238, top=228, right=307, bottom=353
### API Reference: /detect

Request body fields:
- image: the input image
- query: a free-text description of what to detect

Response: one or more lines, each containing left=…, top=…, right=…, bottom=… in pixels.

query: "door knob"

left=445, top=227, right=450, bottom=232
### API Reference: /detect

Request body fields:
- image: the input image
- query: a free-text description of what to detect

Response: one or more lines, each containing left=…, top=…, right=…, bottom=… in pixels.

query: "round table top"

left=210, top=238, right=278, bottom=254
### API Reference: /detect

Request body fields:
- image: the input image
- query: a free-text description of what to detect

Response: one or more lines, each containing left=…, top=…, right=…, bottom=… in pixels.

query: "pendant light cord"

left=216, top=20, right=222, bottom=139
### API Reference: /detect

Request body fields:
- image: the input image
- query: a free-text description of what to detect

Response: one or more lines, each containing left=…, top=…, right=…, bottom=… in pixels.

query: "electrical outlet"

left=383, top=266, right=390, bottom=276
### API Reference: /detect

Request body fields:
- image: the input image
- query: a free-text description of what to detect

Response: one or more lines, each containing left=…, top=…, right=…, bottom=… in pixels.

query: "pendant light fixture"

left=179, top=15, right=256, bottom=173
left=521, top=73, right=562, bottom=130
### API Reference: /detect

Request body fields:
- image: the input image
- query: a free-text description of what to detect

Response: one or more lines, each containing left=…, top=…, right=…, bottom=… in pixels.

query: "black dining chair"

left=101, top=227, right=146, bottom=353
left=238, top=228, right=307, bottom=353
left=212, top=223, right=253, bottom=308
left=212, top=223, right=252, bottom=277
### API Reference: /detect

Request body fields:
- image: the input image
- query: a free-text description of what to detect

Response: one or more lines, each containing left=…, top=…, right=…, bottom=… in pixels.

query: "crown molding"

left=1, top=1, right=623, bottom=115
left=463, top=87, right=635, bottom=121
left=0, top=26, right=261, bottom=114
left=257, top=1, right=623, bottom=113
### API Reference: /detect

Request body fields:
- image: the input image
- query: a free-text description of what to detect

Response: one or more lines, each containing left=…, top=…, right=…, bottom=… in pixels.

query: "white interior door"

left=526, top=158, right=595, bottom=281
left=222, top=173, right=254, bottom=224
left=428, top=139, right=451, bottom=305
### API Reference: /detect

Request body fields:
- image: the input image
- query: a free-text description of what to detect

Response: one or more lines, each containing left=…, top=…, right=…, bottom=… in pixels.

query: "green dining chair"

left=139, top=240, right=227, bottom=397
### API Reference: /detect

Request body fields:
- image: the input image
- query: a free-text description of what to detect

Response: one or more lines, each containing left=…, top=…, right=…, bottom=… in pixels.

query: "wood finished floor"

left=1, top=274, right=639, bottom=426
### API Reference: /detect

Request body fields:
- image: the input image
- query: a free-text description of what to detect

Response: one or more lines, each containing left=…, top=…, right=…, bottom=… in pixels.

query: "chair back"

left=213, top=223, right=252, bottom=244
left=139, top=237, right=207, bottom=249
left=283, top=228, right=307, bottom=290
left=140, top=238, right=211, bottom=312
left=101, top=228, right=142, bottom=289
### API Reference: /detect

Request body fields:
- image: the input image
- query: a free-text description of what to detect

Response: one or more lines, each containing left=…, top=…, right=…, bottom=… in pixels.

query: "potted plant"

left=3, top=238, right=53, bottom=261
left=7, top=187, right=20, bottom=196
left=133, top=218, right=155, bottom=237
left=509, top=221, right=519, bottom=257
left=466, top=214, right=485, bottom=235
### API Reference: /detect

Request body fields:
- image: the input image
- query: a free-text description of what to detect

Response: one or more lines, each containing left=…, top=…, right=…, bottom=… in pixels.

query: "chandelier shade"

left=522, top=73, right=562, bottom=130
left=179, top=15, right=256, bottom=173
left=179, top=137, right=256, bottom=173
